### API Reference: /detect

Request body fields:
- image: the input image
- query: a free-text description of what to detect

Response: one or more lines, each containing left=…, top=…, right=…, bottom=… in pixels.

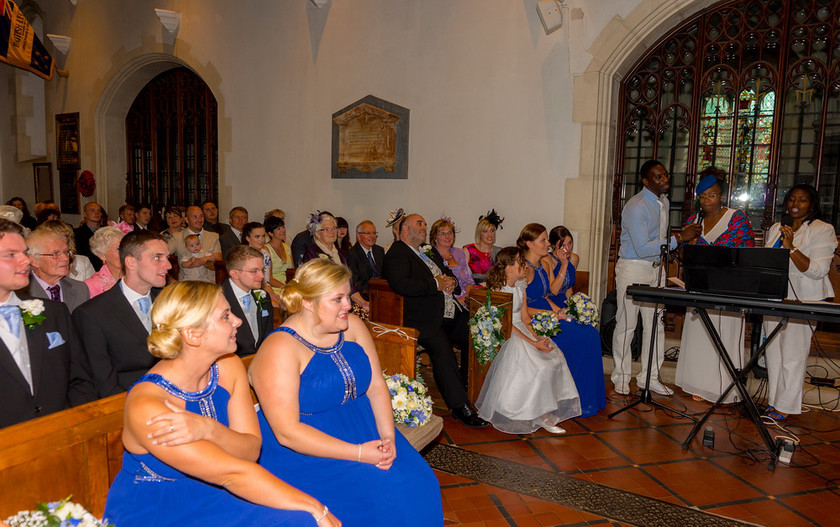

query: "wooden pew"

left=366, top=321, right=418, bottom=378
left=368, top=278, right=404, bottom=326
left=466, top=288, right=514, bottom=404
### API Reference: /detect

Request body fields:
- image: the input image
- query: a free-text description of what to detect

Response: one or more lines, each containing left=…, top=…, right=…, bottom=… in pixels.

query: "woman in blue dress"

left=105, top=281, right=337, bottom=527
left=251, top=259, right=443, bottom=527
left=519, top=223, right=606, bottom=418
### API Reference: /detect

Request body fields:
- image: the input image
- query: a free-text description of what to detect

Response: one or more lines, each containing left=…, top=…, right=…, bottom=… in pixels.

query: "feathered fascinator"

left=385, top=208, right=405, bottom=227
left=479, top=209, right=504, bottom=229
left=440, top=214, right=459, bottom=233
left=308, top=210, right=325, bottom=234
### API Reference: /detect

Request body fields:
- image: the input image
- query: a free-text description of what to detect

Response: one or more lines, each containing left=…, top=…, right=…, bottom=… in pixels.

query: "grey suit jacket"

left=20, top=273, right=91, bottom=313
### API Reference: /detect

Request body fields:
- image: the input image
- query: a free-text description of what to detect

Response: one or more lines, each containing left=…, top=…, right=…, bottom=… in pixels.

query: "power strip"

left=806, top=376, right=838, bottom=388
left=778, top=440, right=795, bottom=464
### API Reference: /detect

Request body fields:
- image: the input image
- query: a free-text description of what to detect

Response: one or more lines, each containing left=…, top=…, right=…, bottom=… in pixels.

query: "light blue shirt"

left=618, top=187, right=678, bottom=261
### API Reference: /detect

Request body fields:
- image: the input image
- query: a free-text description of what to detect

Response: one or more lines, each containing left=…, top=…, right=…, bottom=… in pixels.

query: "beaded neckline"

left=136, top=362, right=219, bottom=402
left=276, top=326, right=344, bottom=354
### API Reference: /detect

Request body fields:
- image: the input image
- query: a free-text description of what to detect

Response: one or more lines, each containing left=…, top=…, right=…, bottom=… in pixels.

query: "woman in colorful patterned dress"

left=675, top=168, right=755, bottom=403
left=464, top=209, right=504, bottom=284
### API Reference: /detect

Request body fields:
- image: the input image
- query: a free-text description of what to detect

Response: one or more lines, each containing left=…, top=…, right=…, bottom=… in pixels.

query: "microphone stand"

left=609, top=236, right=697, bottom=421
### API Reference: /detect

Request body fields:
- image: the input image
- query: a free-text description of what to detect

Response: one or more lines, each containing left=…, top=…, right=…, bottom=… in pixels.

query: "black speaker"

left=600, top=290, right=643, bottom=360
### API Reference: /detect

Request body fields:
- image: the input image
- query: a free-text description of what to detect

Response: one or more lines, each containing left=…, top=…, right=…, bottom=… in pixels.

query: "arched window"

left=614, top=0, right=840, bottom=244
left=125, top=67, right=218, bottom=211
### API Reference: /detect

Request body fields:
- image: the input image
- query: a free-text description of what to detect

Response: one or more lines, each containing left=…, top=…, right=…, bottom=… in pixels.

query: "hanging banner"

left=0, top=0, right=66, bottom=80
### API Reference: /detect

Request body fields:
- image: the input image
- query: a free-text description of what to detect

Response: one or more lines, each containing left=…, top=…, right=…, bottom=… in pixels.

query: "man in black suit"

left=220, top=206, right=248, bottom=258
left=222, top=245, right=275, bottom=357
left=73, top=230, right=171, bottom=397
left=383, top=213, right=487, bottom=427
left=201, top=200, right=228, bottom=236
left=0, top=219, right=95, bottom=427
left=74, top=202, right=103, bottom=271
left=346, top=220, right=385, bottom=314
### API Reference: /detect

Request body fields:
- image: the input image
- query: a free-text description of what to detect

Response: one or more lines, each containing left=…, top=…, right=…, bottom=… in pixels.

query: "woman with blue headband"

left=675, top=167, right=755, bottom=404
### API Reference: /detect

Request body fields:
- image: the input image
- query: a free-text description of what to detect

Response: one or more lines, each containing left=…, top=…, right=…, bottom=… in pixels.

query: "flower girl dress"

left=476, top=279, right=581, bottom=434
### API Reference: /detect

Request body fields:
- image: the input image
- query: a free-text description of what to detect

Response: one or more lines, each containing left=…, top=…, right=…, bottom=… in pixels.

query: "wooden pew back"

left=368, top=278, right=404, bottom=326
left=466, top=288, right=514, bottom=404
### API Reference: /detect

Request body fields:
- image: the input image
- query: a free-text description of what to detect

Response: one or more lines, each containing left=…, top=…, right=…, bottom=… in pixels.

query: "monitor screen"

left=682, top=245, right=790, bottom=300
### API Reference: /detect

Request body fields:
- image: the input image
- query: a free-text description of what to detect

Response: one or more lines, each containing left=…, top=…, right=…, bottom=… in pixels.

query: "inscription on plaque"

left=333, top=104, right=399, bottom=173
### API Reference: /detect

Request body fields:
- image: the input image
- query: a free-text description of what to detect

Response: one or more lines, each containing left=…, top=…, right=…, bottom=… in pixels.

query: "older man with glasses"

left=346, top=220, right=385, bottom=315
left=20, top=228, right=90, bottom=312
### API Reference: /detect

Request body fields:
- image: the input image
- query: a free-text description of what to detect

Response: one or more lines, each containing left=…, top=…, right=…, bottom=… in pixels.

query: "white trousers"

left=611, top=258, right=665, bottom=386
left=763, top=317, right=813, bottom=415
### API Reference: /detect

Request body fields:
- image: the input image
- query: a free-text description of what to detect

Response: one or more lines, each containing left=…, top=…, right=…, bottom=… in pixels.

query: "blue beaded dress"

left=257, top=327, right=443, bottom=527
left=525, top=261, right=606, bottom=418
left=104, top=364, right=316, bottom=526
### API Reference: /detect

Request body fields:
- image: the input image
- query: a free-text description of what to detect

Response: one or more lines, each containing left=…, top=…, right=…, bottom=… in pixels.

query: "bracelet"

left=357, top=443, right=362, bottom=462
left=314, top=505, right=329, bottom=524
left=790, top=247, right=798, bottom=255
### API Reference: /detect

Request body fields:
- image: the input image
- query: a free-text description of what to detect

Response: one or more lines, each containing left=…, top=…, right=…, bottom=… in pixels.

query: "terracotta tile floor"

left=423, top=374, right=840, bottom=526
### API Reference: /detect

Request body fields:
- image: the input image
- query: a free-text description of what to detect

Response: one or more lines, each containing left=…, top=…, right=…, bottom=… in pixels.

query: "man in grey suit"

left=0, top=219, right=95, bottom=427
left=220, top=206, right=249, bottom=257
left=20, top=229, right=90, bottom=312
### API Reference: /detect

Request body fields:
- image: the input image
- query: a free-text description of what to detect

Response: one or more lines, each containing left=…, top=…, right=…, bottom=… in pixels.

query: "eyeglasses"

left=238, top=268, right=265, bottom=275
left=358, top=231, right=378, bottom=236
left=697, top=192, right=720, bottom=201
left=438, top=231, right=454, bottom=236
left=33, top=250, right=72, bottom=259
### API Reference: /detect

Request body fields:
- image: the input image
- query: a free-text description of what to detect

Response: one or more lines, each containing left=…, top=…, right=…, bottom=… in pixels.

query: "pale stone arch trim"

left=569, top=0, right=718, bottom=302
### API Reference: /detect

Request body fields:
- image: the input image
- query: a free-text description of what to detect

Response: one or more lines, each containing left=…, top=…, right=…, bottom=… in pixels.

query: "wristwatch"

left=790, top=247, right=798, bottom=255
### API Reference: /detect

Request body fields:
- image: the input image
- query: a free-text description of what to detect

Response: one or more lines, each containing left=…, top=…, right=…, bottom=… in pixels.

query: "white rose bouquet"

left=530, top=311, right=561, bottom=337
left=565, top=292, right=599, bottom=327
left=19, top=299, right=46, bottom=330
left=469, top=291, right=506, bottom=366
left=384, top=373, right=434, bottom=428
left=5, top=496, right=113, bottom=527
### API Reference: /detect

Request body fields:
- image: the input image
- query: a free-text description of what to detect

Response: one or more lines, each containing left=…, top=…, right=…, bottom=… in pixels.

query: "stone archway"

left=568, top=0, right=719, bottom=302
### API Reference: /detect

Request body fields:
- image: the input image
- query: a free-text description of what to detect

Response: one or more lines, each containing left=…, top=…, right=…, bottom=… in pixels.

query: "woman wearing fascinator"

left=303, top=211, right=348, bottom=266
left=464, top=209, right=504, bottom=284
left=430, top=216, right=474, bottom=306
left=762, top=184, right=836, bottom=420
left=383, top=207, right=405, bottom=253
left=676, top=167, right=755, bottom=404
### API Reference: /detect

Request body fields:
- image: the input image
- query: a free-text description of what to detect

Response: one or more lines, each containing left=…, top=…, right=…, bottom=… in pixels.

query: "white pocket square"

left=46, top=331, right=65, bottom=349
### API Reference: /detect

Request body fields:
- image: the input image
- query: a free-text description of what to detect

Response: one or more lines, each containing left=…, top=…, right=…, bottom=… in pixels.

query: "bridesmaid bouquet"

left=565, top=293, right=599, bottom=327
left=384, top=373, right=434, bottom=428
left=530, top=312, right=561, bottom=337
left=469, top=291, right=506, bottom=365
left=4, top=496, right=113, bottom=527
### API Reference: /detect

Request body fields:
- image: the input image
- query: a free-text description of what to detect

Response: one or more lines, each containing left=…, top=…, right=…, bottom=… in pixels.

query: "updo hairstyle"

left=548, top=226, right=572, bottom=249
left=485, top=246, right=524, bottom=291
left=148, top=281, right=222, bottom=359
left=516, top=223, right=547, bottom=252
left=281, top=258, right=352, bottom=315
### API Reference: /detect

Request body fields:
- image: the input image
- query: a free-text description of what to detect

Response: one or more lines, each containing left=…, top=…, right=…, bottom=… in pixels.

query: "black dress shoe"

left=451, top=404, right=490, bottom=428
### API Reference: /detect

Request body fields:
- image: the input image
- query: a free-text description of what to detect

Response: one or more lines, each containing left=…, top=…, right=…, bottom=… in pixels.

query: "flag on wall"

left=0, top=0, right=65, bottom=80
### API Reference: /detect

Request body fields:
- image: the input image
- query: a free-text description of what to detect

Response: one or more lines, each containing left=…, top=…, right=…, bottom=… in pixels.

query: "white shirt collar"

left=120, top=279, right=151, bottom=305
left=228, top=278, right=252, bottom=299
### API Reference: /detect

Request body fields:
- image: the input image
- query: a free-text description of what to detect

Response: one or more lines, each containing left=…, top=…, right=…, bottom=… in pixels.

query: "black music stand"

left=609, top=245, right=697, bottom=422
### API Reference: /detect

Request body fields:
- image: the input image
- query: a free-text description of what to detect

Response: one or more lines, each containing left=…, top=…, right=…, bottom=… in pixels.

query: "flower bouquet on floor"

left=530, top=311, right=561, bottom=338
left=4, top=496, right=113, bottom=527
left=565, top=292, right=599, bottom=327
left=384, top=373, right=434, bottom=428
left=469, top=290, right=507, bottom=367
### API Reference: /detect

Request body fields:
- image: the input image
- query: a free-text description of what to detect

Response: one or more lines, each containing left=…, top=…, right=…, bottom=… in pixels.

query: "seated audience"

left=201, top=200, right=228, bottom=235
left=476, top=247, right=580, bottom=434
left=168, top=206, right=221, bottom=281
left=676, top=169, right=755, bottom=404
left=221, top=206, right=249, bottom=258
left=464, top=210, right=504, bottom=284
left=160, top=206, right=184, bottom=243
left=84, top=226, right=126, bottom=298
left=104, top=281, right=337, bottom=527
left=346, top=220, right=384, bottom=315
left=302, top=211, right=347, bottom=265
left=430, top=217, right=474, bottom=306
left=223, top=245, right=275, bottom=357
left=250, top=259, right=443, bottom=526
left=519, top=223, right=606, bottom=418
left=7, top=197, right=37, bottom=230
left=20, top=228, right=90, bottom=312
left=336, top=217, right=352, bottom=252
left=242, top=222, right=280, bottom=305
left=34, top=202, right=61, bottom=225
left=179, top=233, right=216, bottom=283
left=264, top=216, right=292, bottom=295
left=763, top=184, right=837, bottom=420
left=134, top=204, right=155, bottom=232
left=113, top=204, right=136, bottom=234
left=39, top=219, right=95, bottom=281
left=73, top=230, right=172, bottom=397
left=264, top=208, right=286, bottom=223
left=0, top=218, right=95, bottom=428
left=74, top=202, right=103, bottom=270
left=383, top=213, right=487, bottom=427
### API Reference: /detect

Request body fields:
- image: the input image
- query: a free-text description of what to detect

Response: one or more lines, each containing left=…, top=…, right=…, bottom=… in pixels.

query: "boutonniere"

left=253, top=290, right=268, bottom=310
left=318, top=253, right=330, bottom=260
left=420, top=244, right=434, bottom=259
left=20, top=299, right=46, bottom=330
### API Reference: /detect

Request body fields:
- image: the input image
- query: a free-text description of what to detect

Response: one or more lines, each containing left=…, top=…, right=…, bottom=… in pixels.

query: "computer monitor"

left=682, top=245, right=790, bottom=300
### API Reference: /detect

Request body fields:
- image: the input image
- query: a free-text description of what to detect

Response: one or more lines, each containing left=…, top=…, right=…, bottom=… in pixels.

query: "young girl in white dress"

left=475, top=247, right=581, bottom=434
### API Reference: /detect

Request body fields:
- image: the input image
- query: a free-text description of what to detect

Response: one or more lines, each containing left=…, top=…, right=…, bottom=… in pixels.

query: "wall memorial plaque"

left=56, top=113, right=80, bottom=170
left=331, top=95, right=409, bottom=179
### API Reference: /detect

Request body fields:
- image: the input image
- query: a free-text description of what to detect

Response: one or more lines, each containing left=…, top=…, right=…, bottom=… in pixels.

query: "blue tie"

left=137, top=297, right=151, bottom=315
left=47, top=284, right=61, bottom=302
left=0, top=305, right=22, bottom=338
left=242, top=294, right=252, bottom=312
left=367, top=250, right=379, bottom=276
